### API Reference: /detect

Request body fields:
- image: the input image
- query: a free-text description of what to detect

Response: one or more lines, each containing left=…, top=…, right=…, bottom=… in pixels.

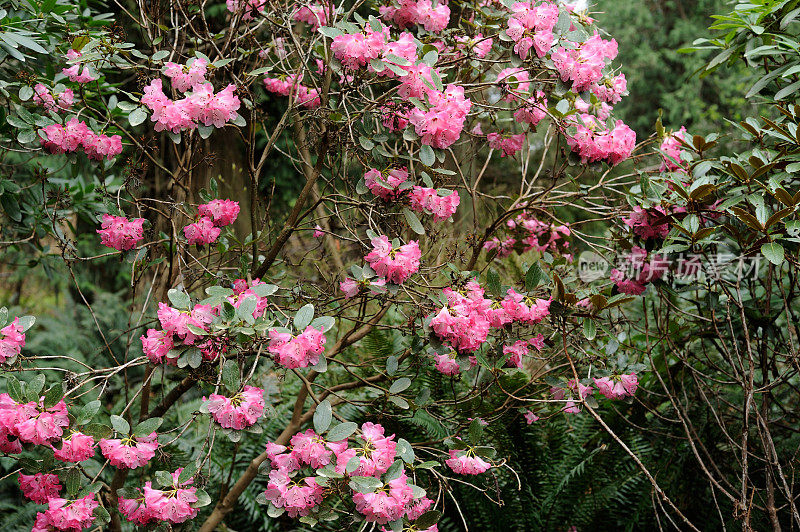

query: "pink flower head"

left=294, top=3, right=330, bottom=30
left=409, top=187, right=460, bottom=221
left=445, top=448, right=491, bottom=474
left=97, top=214, right=145, bottom=251
left=622, top=206, right=670, bottom=240
left=118, top=486, right=154, bottom=526
left=264, top=469, right=324, bottom=517
left=198, top=199, right=240, bottom=227
left=660, top=127, right=688, bottom=171
left=54, top=431, right=95, bottom=462
left=503, top=340, right=529, bottom=369
left=203, top=385, right=265, bottom=430
left=523, top=410, right=539, bottom=424
left=0, top=317, right=26, bottom=364
left=268, top=325, right=326, bottom=368
left=183, top=216, right=221, bottom=246
left=142, top=469, right=199, bottom=524
left=164, top=58, right=208, bottom=92
left=487, top=132, right=526, bottom=157
left=16, top=399, right=70, bottom=445
left=364, top=236, right=421, bottom=284
left=33, top=84, right=74, bottom=113
left=408, top=84, right=472, bottom=149
left=62, top=49, right=98, bottom=83
left=433, top=350, right=462, bottom=375
left=364, top=167, right=409, bottom=200
left=19, top=473, right=61, bottom=504
left=99, top=431, right=159, bottom=469
left=353, top=471, right=413, bottom=524
left=40, top=494, right=98, bottom=531
left=140, top=328, right=175, bottom=365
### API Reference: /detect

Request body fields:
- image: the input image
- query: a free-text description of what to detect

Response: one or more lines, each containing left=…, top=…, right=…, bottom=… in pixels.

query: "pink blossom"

left=140, top=328, right=175, bottom=365
left=16, top=399, right=70, bottom=445
left=528, top=333, right=545, bottom=351
left=364, top=167, right=409, bottom=200
left=142, top=468, right=198, bottom=524
left=0, top=317, right=26, bottom=364
left=183, top=216, right=221, bottom=246
left=294, top=3, right=330, bottom=30
left=62, top=49, right=98, bottom=83
left=198, top=199, right=240, bottom=227
left=33, top=84, right=74, bottom=113
left=39, top=494, right=98, bottom=531
left=381, top=0, right=450, bottom=32
left=331, top=26, right=388, bottom=70
left=364, top=236, right=421, bottom=284
left=40, top=119, right=122, bottom=160
left=203, top=386, right=265, bottom=430
left=53, top=431, right=95, bottom=463
left=226, top=0, right=266, bottom=19
left=660, top=127, right=688, bottom=171
left=487, top=132, right=526, bottom=157
left=622, top=206, right=670, bottom=240
left=97, top=214, right=145, bottom=251
left=263, top=75, right=321, bottom=109
left=99, top=431, right=159, bottom=469
left=19, top=473, right=61, bottom=504
left=118, top=486, right=154, bottom=525
left=591, top=73, right=627, bottom=104
left=433, top=351, right=462, bottom=375
left=503, top=340, right=529, bottom=369
left=268, top=325, right=326, bottom=368
left=409, top=187, right=460, bottom=221
left=445, top=449, right=491, bottom=474
left=264, top=469, right=324, bottom=517
left=353, top=471, right=414, bottom=524
left=523, top=410, right=539, bottom=424
left=408, top=84, right=472, bottom=149
left=164, top=58, right=208, bottom=92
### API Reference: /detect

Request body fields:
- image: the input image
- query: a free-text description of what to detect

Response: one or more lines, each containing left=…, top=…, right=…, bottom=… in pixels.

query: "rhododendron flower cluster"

left=364, top=167, right=410, bottom=200
left=33, top=84, right=74, bottom=113
left=40, top=119, right=122, bottom=161
left=268, top=326, right=326, bottom=368
left=660, top=126, right=689, bottom=171
left=33, top=494, right=98, bottom=531
left=429, top=281, right=550, bottom=356
left=594, top=373, right=639, bottom=399
left=18, top=473, right=61, bottom=504
left=183, top=198, right=240, bottom=246
left=263, top=75, right=321, bottom=109
left=524, top=409, right=539, bottom=424
left=61, top=49, right=98, bottom=83
left=380, top=0, right=451, bottom=32
left=141, top=70, right=241, bottom=133
left=610, top=246, right=669, bottom=295
left=331, top=25, right=389, bottom=70
left=409, top=187, right=460, bottom=221
left=96, top=214, right=145, bottom=251
left=409, top=84, right=472, bottom=149
left=551, top=33, right=619, bottom=92
left=99, top=432, right=159, bottom=469
left=551, top=379, right=594, bottom=413
left=364, top=236, right=421, bottom=284
left=53, top=431, right=95, bottom=463
left=505, top=0, right=559, bottom=59
left=564, top=114, right=636, bottom=166
left=591, top=73, right=628, bottom=104
left=340, top=276, right=386, bottom=298
left=445, top=448, right=492, bottom=475
left=487, top=132, right=526, bottom=157
left=0, top=394, right=69, bottom=446
left=353, top=471, right=414, bottom=523
left=203, top=385, right=265, bottom=429
left=294, top=2, right=330, bottom=30
left=143, top=468, right=198, bottom=524
left=0, top=317, right=25, bottom=364
left=622, top=206, right=671, bottom=240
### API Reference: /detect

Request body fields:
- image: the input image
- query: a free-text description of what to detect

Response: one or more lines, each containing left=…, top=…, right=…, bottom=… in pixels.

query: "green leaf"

left=193, top=488, right=212, bottom=507
left=419, top=144, right=435, bottom=166
left=386, top=355, right=399, bottom=376
left=155, top=470, right=173, bottom=487
left=19, top=85, right=33, bottom=101
left=388, top=396, right=409, bottom=409
left=43, top=383, right=63, bottom=409
left=294, top=304, right=315, bottom=330
left=468, top=417, right=484, bottom=445
left=178, top=461, right=198, bottom=483
left=310, top=316, right=335, bottom=332
left=77, top=400, right=101, bottom=424
left=133, top=417, right=162, bottom=436
left=525, top=262, right=543, bottom=290
left=64, top=468, right=80, bottom=496
left=389, top=377, right=411, bottom=394
left=487, top=268, right=501, bottom=296
left=151, top=50, right=169, bottom=61
left=318, top=27, right=344, bottom=38
left=313, top=400, right=333, bottom=434
left=396, top=438, right=414, bottom=463
left=128, top=107, right=147, bottom=127
left=222, top=360, right=240, bottom=392
left=761, top=242, right=785, bottom=265
left=17, top=315, right=35, bottom=332
left=167, top=288, right=191, bottom=309
left=27, top=373, right=45, bottom=399
left=583, top=318, right=596, bottom=340
left=110, top=415, right=130, bottom=435
left=327, top=421, right=357, bottom=441
left=6, top=376, right=23, bottom=402
left=402, top=207, right=425, bottom=235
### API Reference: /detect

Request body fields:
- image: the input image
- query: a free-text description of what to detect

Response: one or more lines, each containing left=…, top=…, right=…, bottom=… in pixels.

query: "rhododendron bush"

left=1, top=0, right=800, bottom=529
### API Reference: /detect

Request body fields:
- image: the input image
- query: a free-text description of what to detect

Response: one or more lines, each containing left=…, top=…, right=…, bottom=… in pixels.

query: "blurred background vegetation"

left=0, top=1, right=771, bottom=530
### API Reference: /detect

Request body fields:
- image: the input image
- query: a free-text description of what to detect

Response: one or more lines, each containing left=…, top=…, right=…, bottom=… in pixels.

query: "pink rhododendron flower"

left=591, top=73, right=628, bottom=104
left=0, top=317, right=25, bottom=364
left=99, top=431, right=159, bottom=469
left=552, top=32, right=618, bottom=91
left=434, top=351, right=463, bottom=375
left=353, top=471, right=414, bottom=524
left=268, top=325, right=326, bottom=368
left=381, top=0, right=450, bottom=32
left=408, top=84, right=472, bottom=148
left=198, top=199, right=240, bottom=227
left=203, top=385, right=265, bottom=429
left=40, top=119, right=122, bottom=160
left=524, top=410, right=539, bottom=424
left=331, top=26, right=388, bottom=70
left=610, top=247, right=669, bottom=295
left=33, top=84, right=74, bottom=113
left=594, top=373, right=639, bottom=399
left=364, top=236, right=421, bottom=284
left=62, top=49, right=98, bottom=83
left=506, top=1, right=559, bottom=58
left=496, top=68, right=530, bottom=102
left=140, top=328, right=175, bottom=365
left=141, top=77, right=241, bottom=133
left=503, top=340, right=530, bottom=369
left=364, top=167, right=409, bottom=200
left=16, top=399, right=69, bottom=445
left=53, top=431, right=95, bottom=462
left=164, top=58, right=208, bottom=92
left=36, top=494, right=98, bottom=531
left=118, top=486, right=154, bottom=525
left=183, top=216, right=221, bottom=246
left=97, top=214, right=145, bottom=251
left=409, top=187, right=460, bottom=221
left=263, top=75, right=321, bottom=109
left=142, top=468, right=199, bottom=524
left=19, top=473, right=61, bottom=504
left=660, top=126, right=688, bottom=171
left=264, top=469, right=324, bottom=517
left=564, top=114, right=635, bottom=166
left=294, top=3, right=330, bottom=30
left=622, top=206, right=670, bottom=240
left=339, top=277, right=386, bottom=298
left=487, top=132, right=526, bottom=157
left=445, top=449, right=491, bottom=474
